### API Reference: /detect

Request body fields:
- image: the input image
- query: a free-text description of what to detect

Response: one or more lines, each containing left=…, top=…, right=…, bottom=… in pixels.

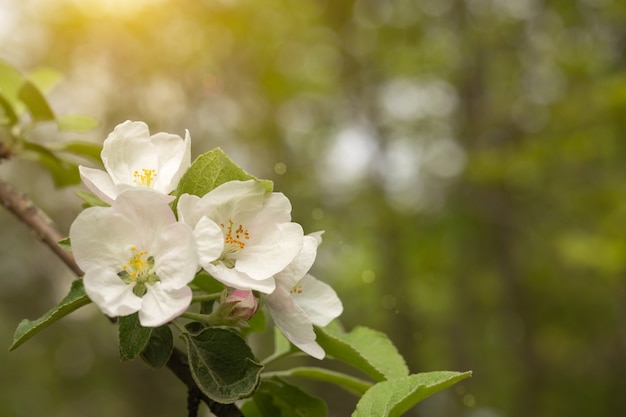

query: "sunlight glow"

left=72, top=0, right=167, bottom=17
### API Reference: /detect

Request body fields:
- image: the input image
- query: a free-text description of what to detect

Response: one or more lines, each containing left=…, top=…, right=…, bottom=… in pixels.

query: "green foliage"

left=180, top=327, right=263, bottom=403
left=265, top=367, right=372, bottom=396
left=140, top=325, right=173, bottom=369
left=315, top=322, right=409, bottom=381
left=10, top=279, right=91, bottom=351
left=118, top=313, right=152, bottom=361
left=243, top=377, right=327, bottom=417
left=174, top=148, right=273, bottom=199
left=0, top=59, right=99, bottom=187
left=352, top=371, right=472, bottom=417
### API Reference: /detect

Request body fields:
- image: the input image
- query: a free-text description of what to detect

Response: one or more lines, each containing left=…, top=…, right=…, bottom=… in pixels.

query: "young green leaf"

left=75, top=190, right=108, bottom=208
left=118, top=312, right=152, bottom=361
left=315, top=322, right=409, bottom=382
left=180, top=327, right=263, bottom=403
left=57, top=115, right=100, bottom=133
left=0, top=59, right=24, bottom=109
left=27, top=67, right=62, bottom=94
left=10, top=279, right=91, bottom=350
left=253, top=377, right=327, bottom=417
left=264, top=367, right=372, bottom=396
left=0, top=93, right=18, bottom=126
left=58, top=237, right=71, bottom=251
left=54, top=140, right=102, bottom=159
left=174, top=148, right=273, bottom=198
left=140, top=325, right=173, bottom=369
left=352, top=371, right=472, bottom=417
left=21, top=141, right=81, bottom=187
left=18, top=80, right=55, bottom=122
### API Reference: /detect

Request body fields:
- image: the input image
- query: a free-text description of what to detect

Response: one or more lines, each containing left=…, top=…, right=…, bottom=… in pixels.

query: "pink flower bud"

left=225, top=289, right=258, bottom=321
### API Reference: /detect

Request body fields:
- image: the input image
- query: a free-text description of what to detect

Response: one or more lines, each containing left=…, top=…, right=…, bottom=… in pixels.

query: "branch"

left=0, top=177, right=243, bottom=417
left=0, top=178, right=83, bottom=276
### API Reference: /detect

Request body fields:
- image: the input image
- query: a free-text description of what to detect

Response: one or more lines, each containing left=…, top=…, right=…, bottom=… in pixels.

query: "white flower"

left=265, top=233, right=343, bottom=359
left=69, top=189, right=198, bottom=327
left=177, top=180, right=304, bottom=294
left=79, top=120, right=191, bottom=204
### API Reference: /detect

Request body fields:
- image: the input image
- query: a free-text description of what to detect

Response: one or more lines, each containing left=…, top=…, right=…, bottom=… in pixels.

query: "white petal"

left=274, top=234, right=319, bottom=288
left=83, top=267, right=142, bottom=317
left=151, top=129, right=191, bottom=194
left=79, top=166, right=117, bottom=204
left=293, top=274, right=343, bottom=326
left=265, top=285, right=325, bottom=359
left=204, top=263, right=276, bottom=293
left=246, top=193, right=293, bottom=235
left=176, top=193, right=202, bottom=226
left=113, top=189, right=176, bottom=247
left=70, top=207, right=137, bottom=271
left=139, top=282, right=192, bottom=327
left=235, top=222, right=303, bottom=280
left=194, top=216, right=225, bottom=267
left=102, top=121, right=153, bottom=184
left=152, top=222, right=198, bottom=290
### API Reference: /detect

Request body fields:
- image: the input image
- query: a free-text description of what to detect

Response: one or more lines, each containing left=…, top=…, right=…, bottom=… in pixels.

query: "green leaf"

left=21, top=140, right=81, bottom=187
left=10, top=279, right=91, bottom=350
left=118, top=313, right=152, bottom=361
left=18, top=80, right=55, bottom=121
left=0, top=59, right=24, bottom=109
left=54, top=140, right=102, bottom=160
left=352, top=371, right=472, bottom=417
left=75, top=190, right=108, bottom=207
left=253, top=377, right=327, bottom=417
left=315, top=322, right=409, bottom=382
left=140, top=325, right=173, bottom=369
left=57, top=115, right=100, bottom=132
left=27, top=67, right=62, bottom=94
left=174, top=148, right=273, bottom=198
left=264, top=367, right=372, bottom=396
left=58, top=237, right=71, bottom=251
left=180, top=327, right=263, bottom=403
left=0, top=93, right=18, bottom=126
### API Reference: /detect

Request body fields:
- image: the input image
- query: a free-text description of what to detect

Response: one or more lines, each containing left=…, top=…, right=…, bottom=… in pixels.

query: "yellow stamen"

left=222, top=219, right=250, bottom=251
left=290, top=285, right=303, bottom=295
left=133, top=168, right=157, bottom=187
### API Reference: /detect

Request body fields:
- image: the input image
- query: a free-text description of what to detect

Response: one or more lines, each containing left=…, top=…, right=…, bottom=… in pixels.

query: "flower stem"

left=191, top=293, right=222, bottom=303
left=181, top=311, right=221, bottom=326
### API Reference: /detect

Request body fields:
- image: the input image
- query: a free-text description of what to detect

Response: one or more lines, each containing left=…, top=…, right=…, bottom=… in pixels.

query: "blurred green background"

left=1, top=0, right=626, bottom=416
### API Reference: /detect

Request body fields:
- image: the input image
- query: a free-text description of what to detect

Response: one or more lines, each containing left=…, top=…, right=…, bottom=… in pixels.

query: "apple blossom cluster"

left=69, top=121, right=343, bottom=359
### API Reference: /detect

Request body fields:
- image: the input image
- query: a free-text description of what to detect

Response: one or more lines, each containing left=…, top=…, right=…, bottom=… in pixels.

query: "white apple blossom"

left=79, top=120, right=191, bottom=204
left=264, top=232, right=343, bottom=359
left=177, top=180, right=304, bottom=294
left=69, top=189, right=198, bottom=327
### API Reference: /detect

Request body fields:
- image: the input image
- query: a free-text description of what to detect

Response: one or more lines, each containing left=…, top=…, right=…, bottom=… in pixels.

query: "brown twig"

left=0, top=177, right=243, bottom=417
left=0, top=178, right=83, bottom=276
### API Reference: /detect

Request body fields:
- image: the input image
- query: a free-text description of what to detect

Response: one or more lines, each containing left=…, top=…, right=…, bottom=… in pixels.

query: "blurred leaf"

left=0, top=94, right=18, bottom=126
left=118, top=312, right=152, bottom=361
left=75, top=190, right=108, bottom=207
left=251, top=377, right=327, bottom=417
left=0, top=59, right=23, bottom=108
left=352, top=371, right=472, bottom=417
left=22, top=141, right=81, bottom=187
left=57, top=115, right=100, bottom=132
left=265, top=367, right=372, bottom=396
left=174, top=148, right=273, bottom=198
left=27, top=67, right=62, bottom=94
left=53, top=140, right=102, bottom=160
left=242, top=308, right=266, bottom=336
left=140, top=325, right=173, bottom=369
left=10, top=279, right=91, bottom=350
left=180, top=327, right=263, bottom=403
left=18, top=80, right=55, bottom=122
left=315, top=322, right=409, bottom=382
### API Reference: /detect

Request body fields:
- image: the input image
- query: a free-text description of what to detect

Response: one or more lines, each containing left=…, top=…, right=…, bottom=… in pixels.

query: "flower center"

left=290, top=284, right=303, bottom=295
left=118, top=245, right=159, bottom=296
left=221, top=219, right=250, bottom=252
left=133, top=168, right=157, bottom=187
